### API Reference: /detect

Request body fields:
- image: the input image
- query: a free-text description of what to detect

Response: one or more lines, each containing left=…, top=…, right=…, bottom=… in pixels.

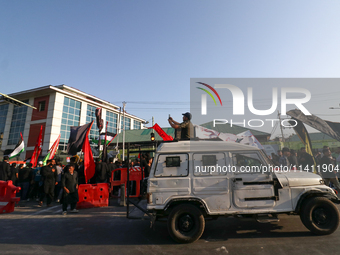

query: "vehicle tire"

left=300, top=197, right=340, bottom=235
left=167, top=204, right=205, bottom=243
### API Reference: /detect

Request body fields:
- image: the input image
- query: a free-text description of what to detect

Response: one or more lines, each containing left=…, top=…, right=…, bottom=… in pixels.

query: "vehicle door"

left=231, top=151, right=277, bottom=209
left=192, top=152, right=231, bottom=213
left=149, top=153, right=190, bottom=205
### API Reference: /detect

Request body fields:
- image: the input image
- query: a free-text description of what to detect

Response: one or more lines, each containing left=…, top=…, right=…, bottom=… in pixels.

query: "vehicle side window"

left=232, top=152, right=263, bottom=174
left=154, top=154, right=188, bottom=177
left=193, top=153, right=228, bottom=176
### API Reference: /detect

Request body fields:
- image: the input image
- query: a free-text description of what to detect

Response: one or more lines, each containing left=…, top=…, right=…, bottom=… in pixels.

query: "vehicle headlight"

left=320, top=179, right=325, bottom=185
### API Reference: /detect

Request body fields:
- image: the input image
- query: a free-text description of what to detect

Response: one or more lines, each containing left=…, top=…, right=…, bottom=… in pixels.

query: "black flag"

left=67, top=121, right=93, bottom=155
left=287, top=109, right=340, bottom=142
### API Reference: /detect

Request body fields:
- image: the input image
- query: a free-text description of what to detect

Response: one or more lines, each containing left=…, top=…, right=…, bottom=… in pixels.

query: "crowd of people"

left=270, top=146, right=340, bottom=193
left=0, top=154, right=153, bottom=215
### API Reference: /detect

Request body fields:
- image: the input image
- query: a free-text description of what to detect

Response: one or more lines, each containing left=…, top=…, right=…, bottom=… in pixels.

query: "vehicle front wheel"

left=167, top=204, right=205, bottom=243
left=300, top=197, right=340, bottom=235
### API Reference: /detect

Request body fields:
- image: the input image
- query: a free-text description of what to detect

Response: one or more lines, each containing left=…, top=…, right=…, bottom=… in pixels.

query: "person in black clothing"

left=77, top=161, right=85, bottom=185
left=0, top=156, right=11, bottom=181
left=107, top=158, right=116, bottom=182
left=18, top=163, right=33, bottom=200
left=143, top=158, right=153, bottom=178
left=10, top=163, right=18, bottom=185
left=61, top=163, right=79, bottom=215
left=39, top=160, right=57, bottom=207
left=319, top=148, right=340, bottom=193
left=298, top=147, right=315, bottom=171
left=95, top=158, right=108, bottom=183
left=63, top=157, right=79, bottom=174
left=289, top=149, right=299, bottom=167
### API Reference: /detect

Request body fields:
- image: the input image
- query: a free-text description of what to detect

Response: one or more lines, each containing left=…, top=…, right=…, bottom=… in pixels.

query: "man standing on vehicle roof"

left=168, top=112, right=194, bottom=139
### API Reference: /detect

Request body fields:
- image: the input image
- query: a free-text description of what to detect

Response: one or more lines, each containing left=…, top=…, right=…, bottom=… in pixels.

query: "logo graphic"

left=197, top=82, right=311, bottom=116
left=196, top=82, right=222, bottom=115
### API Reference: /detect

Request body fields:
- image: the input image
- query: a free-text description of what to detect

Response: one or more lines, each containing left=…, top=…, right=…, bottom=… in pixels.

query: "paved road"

left=1, top=200, right=339, bottom=255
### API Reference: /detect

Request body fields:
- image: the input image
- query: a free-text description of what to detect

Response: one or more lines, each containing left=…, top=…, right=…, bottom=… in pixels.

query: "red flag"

left=82, top=121, right=95, bottom=183
left=48, top=134, right=61, bottom=160
left=31, top=125, right=43, bottom=167
left=151, top=123, right=173, bottom=141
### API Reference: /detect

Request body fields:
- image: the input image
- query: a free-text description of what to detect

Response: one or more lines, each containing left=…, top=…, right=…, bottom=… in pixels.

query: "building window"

left=59, top=97, right=81, bottom=151
left=133, top=120, right=141, bottom=130
left=120, top=116, right=131, bottom=130
left=106, top=111, right=118, bottom=134
left=38, top=101, right=46, bottom=112
left=0, top=104, right=9, bottom=135
left=8, top=101, right=28, bottom=145
left=86, top=105, right=100, bottom=143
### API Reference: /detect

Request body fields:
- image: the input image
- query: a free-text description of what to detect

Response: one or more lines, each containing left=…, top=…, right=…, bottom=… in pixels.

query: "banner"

left=42, top=134, right=60, bottom=165
left=194, top=125, right=264, bottom=149
left=8, top=132, right=25, bottom=159
left=287, top=109, right=340, bottom=142
left=289, top=118, right=314, bottom=155
left=82, top=122, right=95, bottom=183
left=67, top=122, right=93, bottom=155
left=31, top=125, right=43, bottom=167
left=151, top=123, right=173, bottom=141
left=92, top=132, right=116, bottom=145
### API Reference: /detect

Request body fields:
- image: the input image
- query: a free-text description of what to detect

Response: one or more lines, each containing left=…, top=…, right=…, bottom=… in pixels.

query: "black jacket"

left=41, top=165, right=57, bottom=186
left=95, top=162, right=108, bottom=183
left=0, top=161, right=11, bottom=181
left=61, top=171, right=78, bottom=193
left=18, top=167, right=33, bottom=183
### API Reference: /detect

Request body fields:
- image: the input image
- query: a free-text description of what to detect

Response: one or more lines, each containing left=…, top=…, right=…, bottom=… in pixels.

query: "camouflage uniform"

left=179, top=120, right=194, bottom=139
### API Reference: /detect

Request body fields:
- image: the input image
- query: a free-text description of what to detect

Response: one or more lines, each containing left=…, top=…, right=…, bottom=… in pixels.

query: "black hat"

left=182, top=112, right=192, bottom=120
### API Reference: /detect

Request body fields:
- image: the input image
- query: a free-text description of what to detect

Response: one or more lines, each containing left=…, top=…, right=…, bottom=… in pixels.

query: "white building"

left=0, top=85, right=145, bottom=160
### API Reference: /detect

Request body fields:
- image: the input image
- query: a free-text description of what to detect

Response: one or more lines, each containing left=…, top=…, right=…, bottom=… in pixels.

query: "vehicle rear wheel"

left=167, top=204, right=205, bottom=243
left=300, top=197, right=340, bottom=235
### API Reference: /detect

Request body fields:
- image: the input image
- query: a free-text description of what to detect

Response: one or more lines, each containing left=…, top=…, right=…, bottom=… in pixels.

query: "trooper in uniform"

left=168, top=112, right=194, bottom=139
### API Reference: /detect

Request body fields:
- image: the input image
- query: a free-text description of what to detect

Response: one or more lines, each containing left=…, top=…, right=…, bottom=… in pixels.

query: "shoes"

left=70, top=209, right=79, bottom=213
left=62, top=211, right=67, bottom=215
left=56, top=199, right=60, bottom=203
left=38, top=201, right=43, bottom=207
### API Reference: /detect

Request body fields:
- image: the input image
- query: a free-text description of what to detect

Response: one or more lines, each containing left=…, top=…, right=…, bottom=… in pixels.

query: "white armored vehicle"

left=146, top=140, right=340, bottom=243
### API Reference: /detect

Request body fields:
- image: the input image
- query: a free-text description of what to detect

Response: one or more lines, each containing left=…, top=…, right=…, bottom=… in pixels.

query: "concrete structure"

left=0, top=85, right=145, bottom=159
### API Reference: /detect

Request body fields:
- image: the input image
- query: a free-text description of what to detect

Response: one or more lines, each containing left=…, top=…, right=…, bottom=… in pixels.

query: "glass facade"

left=120, top=116, right=131, bottom=130
left=59, top=97, right=81, bottom=151
left=133, top=120, right=141, bottom=130
left=106, top=111, right=118, bottom=134
left=0, top=104, right=9, bottom=135
left=86, top=105, right=100, bottom=142
left=8, top=101, right=28, bottom=145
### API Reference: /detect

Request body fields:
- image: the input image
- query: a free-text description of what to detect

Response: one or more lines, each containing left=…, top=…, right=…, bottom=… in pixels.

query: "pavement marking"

left=20, top=205, right=61, bottom=218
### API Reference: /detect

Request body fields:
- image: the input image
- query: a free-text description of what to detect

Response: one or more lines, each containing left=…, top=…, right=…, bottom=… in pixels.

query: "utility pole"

left=122, top=102, right=126, bottom=160
left=278, top=110, right=285, bottom=142
left=152, top=116, right=154, bottom=126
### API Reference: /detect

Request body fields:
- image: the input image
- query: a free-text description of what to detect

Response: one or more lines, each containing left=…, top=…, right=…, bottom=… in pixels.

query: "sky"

left=1, top=1, right=340, bottom=139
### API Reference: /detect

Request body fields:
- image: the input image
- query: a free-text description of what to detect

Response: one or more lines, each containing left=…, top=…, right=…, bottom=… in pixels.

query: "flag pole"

left=102, top=121, right=108, bottom=162
left=107, top=134, right=117, bottom=147
left=122, top=102, right=126, bottom=160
